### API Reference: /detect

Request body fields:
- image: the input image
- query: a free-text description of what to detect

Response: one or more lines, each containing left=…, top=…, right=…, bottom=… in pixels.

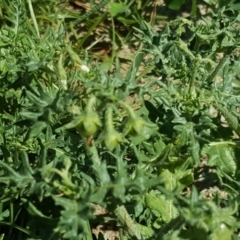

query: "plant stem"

left=206, top=48, right=235, bottom=83
left=73, top=0, right=111, bottom=25
left=86, top=140, right=101, bottom=166
left=188, top=56, right=200, bottom=95
left=191, top=0, right=197, bottom=19
left=27, top=0, right=39, bottom=37
left=82, top=220, right=93, bottom=240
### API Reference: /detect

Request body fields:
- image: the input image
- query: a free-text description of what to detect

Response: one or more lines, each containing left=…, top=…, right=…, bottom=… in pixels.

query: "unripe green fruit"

left=211, top=224, right=233, bottom=240
left=76, top=112, right=101, bottom=137
left=104, top=129, right=123, bottom=151
left=124, top=117, right=146, bottom=136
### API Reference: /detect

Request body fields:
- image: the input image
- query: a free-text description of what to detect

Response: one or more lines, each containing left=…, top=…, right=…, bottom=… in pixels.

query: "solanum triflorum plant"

left=1, top=0, right=240, bottom=239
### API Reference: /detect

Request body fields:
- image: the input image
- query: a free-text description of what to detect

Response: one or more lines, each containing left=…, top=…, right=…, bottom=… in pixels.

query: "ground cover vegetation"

left=0, top=0, right=240, bottom=239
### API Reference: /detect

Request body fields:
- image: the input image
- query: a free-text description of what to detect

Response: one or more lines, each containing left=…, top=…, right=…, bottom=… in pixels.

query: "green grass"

left=0, top=0, right=240, bottom=239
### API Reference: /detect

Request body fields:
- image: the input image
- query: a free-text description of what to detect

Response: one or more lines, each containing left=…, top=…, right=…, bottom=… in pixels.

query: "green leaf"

left=210, top=224, right=233, bottom=240
left=27, top=121, right=48, bottom=138
left=52, top=196, right=93, bottom=239
left=202, top=143, right=236, bottom=174
left=108, top=2, right=127, bottom=17
left=159, top=168, right=193, bottom=192
left=0, top=209, right=9, bottom=221
left=113, top=157, right=128, bottom=202
left=164, top=0, right=186, bottom=10
left=136, top=223, right=154, bottom=238
left=145, top=191, right=178, bottom=223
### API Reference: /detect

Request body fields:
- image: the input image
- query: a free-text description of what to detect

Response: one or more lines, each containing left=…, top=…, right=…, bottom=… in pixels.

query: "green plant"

left=0, top=0, right=240, bottom=239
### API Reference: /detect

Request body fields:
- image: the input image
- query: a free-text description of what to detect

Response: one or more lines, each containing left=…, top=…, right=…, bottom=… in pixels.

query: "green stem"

left=86, top=140, right=101, bottom=166
left=77, top=14, right=106, bottom=50
left=111, top=16, right=117, bottom=63
left=188, top=56, right=200, bottom=95
left=38, top=139, right=47, bottom=167
left=20, top=151, right=34, bottom=175
left=119, top=101, right=137, bottom=120
left=82, top=220, right=93, bottom=240
left=191, top=0, right=197, bottom=19
left=213, top=102, right=240, bottom=135
left=27, top=0, right=39, bottom=37
left=206, top=48, right=234, bottom=83
left=0, top=161, right=21, bottom=178
left=106, top=106, right=114, bottom=131
left=73, top=0, right=111, bottom=25
left=69, top=22, right=79, bottom=40
left=66, top=46, right=83, bottom=65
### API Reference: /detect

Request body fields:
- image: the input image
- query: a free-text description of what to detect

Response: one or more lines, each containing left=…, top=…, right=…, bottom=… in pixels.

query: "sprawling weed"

left=0, top=0, right=240, bottom=239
